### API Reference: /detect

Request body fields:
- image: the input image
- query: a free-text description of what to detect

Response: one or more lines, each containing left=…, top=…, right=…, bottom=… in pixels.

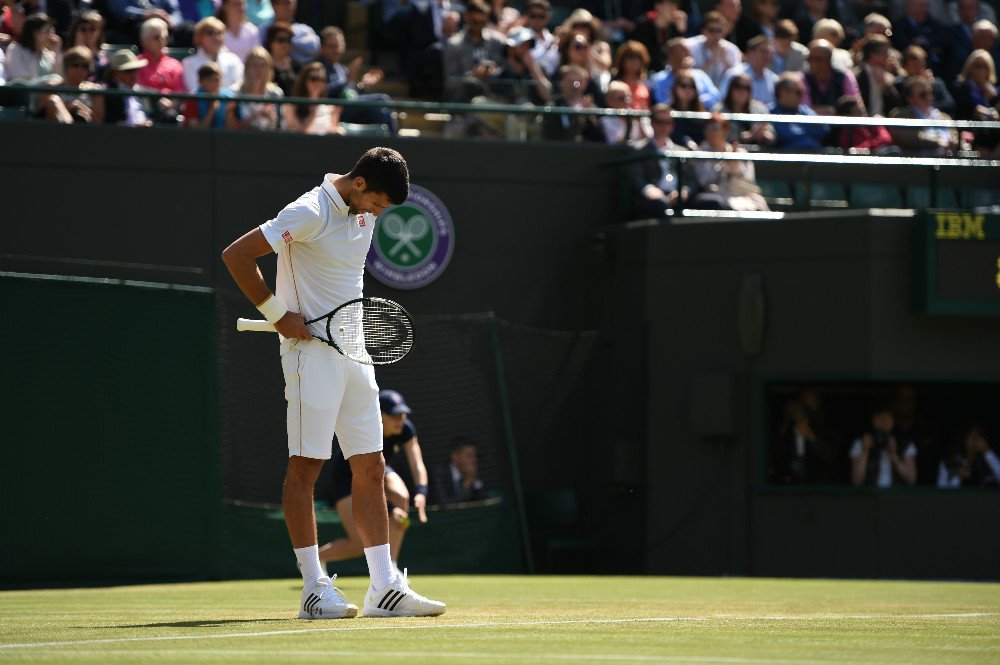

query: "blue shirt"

left=718, top=63, right=777, bottom=108
left=647, top=66, right=720, bottom=109
left=768, top=102, right=828, bottom=151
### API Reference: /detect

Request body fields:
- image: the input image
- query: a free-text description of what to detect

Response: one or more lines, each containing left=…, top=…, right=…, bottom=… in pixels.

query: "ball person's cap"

left=379, top=389, right=412, bottom=415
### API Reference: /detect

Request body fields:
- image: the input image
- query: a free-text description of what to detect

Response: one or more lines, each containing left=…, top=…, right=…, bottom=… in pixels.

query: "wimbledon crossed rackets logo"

left=366, top=184, right=454, bottom=290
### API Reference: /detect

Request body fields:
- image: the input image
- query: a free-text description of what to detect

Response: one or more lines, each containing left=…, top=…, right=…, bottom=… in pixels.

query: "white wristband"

left=256, top=294, right=288, bottom=324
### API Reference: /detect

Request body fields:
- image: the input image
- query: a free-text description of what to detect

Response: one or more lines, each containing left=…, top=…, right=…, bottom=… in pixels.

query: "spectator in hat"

left=493, top=25, right=552, bottom=104
left=103, top=49, right=153, bottom=126
left=257, top=0, right=320, bottom=67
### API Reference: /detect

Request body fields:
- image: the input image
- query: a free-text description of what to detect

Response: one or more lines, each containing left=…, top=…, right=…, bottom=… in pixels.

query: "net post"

left=488, top=312, right=535, bottom=573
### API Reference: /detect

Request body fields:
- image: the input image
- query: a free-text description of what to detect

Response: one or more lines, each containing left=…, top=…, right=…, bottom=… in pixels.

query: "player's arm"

left=402, top=436, right=430, bottom=523
left=221, top=228, right=310, bottom=339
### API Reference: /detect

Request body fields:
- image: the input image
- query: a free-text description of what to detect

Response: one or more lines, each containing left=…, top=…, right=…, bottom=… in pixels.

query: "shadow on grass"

left=112, top=619, right=288, bottom=629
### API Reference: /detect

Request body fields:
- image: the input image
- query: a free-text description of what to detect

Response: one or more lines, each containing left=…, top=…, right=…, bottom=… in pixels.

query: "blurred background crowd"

left=1, top=0, right=998, bottom=151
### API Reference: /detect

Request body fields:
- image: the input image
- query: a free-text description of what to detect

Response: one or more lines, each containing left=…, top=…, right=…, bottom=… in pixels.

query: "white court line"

left=0, top=613, right=994, bottom=651
left=0, top=648, right=940, bottom=665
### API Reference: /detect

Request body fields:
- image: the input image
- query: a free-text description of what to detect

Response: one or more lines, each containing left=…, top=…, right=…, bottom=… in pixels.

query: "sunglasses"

left=308, top=75, right=326, bottom=82
left=730, top=83, right=751, bottom=90
left=571, top=42, right=589, bottom=49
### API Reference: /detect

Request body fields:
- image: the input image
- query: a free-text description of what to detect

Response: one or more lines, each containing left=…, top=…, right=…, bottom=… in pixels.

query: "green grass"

left=1, top=576, right=998, bottom=664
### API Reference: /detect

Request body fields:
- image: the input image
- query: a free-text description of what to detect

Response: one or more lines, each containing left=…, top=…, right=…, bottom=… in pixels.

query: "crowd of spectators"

left=770, top=385, right=1000, bottom=489
left=0, top=0, right=390, bottom=134
left=1, top=0, right=998, bottom=151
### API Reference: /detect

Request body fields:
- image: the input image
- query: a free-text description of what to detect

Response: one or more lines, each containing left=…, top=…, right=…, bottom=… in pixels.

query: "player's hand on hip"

left=413, top=493, right=428, bottom=523
left=274, top=311, right=312, bottom=340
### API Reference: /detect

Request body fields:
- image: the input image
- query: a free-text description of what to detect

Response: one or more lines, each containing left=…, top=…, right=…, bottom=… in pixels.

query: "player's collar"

left=322, top=174, right=349, bottom=216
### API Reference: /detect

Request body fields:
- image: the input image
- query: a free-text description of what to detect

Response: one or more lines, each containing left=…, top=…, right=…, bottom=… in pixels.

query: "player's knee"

left=350, top=452, right=385, bottom=487
left=285, top=457, right=323, bottom=489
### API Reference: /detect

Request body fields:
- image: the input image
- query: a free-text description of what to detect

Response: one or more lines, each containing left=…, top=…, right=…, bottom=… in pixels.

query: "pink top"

left=138, top=52, right=185, bottom=93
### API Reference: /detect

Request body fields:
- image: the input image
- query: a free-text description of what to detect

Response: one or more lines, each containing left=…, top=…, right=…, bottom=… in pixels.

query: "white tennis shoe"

left=362, top=570, right=446, bottom=617
left=299, top=575, right=358, bottom=619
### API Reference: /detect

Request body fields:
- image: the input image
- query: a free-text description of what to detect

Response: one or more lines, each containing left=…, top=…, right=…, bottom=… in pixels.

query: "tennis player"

left=221, top=147, right=445, bottom=619
left=319, top=389, right=430, bottom=578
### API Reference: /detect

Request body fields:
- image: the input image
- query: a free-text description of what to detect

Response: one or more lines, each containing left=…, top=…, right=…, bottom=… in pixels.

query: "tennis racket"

left=236, top=297, right=414, bottom=365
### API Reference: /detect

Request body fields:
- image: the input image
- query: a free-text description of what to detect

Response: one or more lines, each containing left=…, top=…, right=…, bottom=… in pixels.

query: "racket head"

left=308, top=297, right=414, bottom=365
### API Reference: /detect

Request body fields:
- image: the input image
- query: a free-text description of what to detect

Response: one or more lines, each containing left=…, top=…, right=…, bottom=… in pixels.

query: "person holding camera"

left=850, top=405, right=918, bottom=487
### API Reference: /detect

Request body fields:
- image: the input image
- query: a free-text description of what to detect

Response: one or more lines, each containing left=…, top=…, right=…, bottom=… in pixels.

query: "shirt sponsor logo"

left=282, top=230, right=293, bottom=244
left=357, top=214, right=366, bottom=228
left=366, top=184, right=454, bottom=290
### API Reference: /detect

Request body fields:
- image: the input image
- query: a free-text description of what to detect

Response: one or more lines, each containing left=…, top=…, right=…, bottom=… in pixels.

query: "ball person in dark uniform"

left=319, top=389, right=430, bottom=577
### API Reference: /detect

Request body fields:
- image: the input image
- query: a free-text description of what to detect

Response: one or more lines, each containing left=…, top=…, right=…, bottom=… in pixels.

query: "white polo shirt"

left=259, top=174, right=376, bottom=353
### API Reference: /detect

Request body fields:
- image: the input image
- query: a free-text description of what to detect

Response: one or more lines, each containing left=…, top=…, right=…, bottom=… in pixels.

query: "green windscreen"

left=0, top=273, right=220, bottom=585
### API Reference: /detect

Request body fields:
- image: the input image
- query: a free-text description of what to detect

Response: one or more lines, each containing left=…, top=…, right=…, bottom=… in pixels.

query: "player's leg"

left=318, top=495, right=367, bottom=562
left=337, top=363, right=445, bottom=617
left=283, top=349, right=357, bottom=619
left=384, top=471, right=411, bottom=564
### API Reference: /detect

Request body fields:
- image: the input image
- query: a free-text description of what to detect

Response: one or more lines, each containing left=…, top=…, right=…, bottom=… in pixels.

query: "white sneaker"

left=362, top=571, right=446, bottom=617
left=298, top=575, right=358, bottom=619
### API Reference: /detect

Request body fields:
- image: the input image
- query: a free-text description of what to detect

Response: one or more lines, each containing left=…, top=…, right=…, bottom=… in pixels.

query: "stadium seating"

left=849, top=183, right=904, bottom=208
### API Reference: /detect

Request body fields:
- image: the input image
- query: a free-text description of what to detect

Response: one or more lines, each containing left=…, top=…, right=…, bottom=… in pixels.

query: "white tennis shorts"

left=280, top=340, right=383, bottom=460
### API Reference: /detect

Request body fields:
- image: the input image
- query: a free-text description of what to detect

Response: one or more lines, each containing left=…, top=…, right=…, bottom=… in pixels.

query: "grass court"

left=1, top=575, right=998, bottom=664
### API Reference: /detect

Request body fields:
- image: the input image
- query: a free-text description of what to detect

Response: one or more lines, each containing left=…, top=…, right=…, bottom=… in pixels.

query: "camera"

left=871, top=430, right=890, bottom=452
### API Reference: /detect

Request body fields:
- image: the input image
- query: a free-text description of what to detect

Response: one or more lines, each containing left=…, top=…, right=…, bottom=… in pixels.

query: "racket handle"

left=236, top=318, right=276, bottom=332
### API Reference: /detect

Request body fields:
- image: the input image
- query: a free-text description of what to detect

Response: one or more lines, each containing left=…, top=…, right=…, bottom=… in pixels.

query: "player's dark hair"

left=349, top=147, right=410, bottom=205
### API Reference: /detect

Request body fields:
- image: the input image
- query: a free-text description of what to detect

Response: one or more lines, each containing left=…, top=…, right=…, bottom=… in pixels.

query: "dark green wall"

left=0, top=275, right=220, bottom=585
left=604, top=213, right=1000, bottom=580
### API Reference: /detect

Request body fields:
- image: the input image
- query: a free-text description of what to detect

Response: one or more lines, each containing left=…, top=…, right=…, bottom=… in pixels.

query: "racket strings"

left=321, top=299, right=413, bottom=364
left=362, top=300, right=414, bottom=363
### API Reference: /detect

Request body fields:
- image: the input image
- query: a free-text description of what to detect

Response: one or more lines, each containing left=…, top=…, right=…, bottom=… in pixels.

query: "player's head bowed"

left=350, top=147, right=410, bottom=206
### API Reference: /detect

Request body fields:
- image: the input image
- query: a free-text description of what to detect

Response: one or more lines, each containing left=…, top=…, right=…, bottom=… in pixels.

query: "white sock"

left=294, top=545, right=326, bottom=589
left=364, top=544, right=396, bottom=590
